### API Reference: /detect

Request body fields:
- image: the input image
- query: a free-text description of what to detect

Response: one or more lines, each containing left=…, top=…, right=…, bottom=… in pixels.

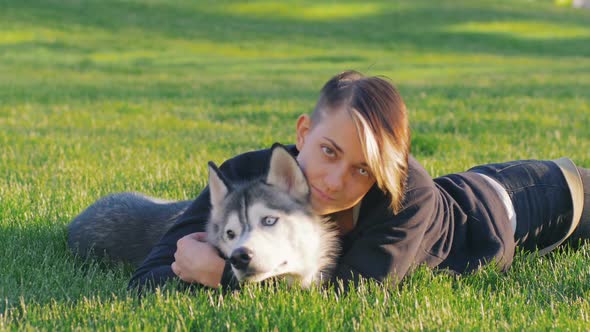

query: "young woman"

left=129, top=70, right=590, bottom=291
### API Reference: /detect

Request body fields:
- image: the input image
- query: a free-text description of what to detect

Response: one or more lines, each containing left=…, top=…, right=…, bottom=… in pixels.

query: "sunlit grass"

left=447, top=21, right=590, bottom=39
left=225, top=2, right=386, bottom=20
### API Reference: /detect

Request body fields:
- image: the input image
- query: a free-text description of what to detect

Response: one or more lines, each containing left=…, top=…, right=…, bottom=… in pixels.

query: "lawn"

left=1, top=0, right=590, bottom=330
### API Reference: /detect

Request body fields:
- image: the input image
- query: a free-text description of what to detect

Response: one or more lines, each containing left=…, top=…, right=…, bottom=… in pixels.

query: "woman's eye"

left=226, top=229, right=236, bottom=239
left=358, top=168, right=369, bottom=177
left=261, top=216, right=278, bottom=226
left=321, top=146, right=336, bottom=157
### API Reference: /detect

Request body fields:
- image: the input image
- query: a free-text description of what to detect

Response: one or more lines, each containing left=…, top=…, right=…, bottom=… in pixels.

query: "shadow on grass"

left=1, top=0, right=589, bottom=106
left=2, top=0, right=590, bottom=58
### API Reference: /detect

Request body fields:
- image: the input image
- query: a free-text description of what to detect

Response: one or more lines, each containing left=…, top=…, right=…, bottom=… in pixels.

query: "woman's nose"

left=324, top=167, right=346, bottom=192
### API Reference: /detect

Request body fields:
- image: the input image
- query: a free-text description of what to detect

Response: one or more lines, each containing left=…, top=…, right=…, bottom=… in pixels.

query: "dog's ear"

left=266, top=144, right=310, bottom=201
left=208, top=161, right=230, bottom=208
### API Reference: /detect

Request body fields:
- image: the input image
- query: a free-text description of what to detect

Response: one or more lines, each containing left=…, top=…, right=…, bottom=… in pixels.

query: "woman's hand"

left=171, top=232, right=226, bottom=288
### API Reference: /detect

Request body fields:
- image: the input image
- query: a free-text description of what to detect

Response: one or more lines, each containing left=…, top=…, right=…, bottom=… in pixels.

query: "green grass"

left=1, top=0, right=590, bottom=330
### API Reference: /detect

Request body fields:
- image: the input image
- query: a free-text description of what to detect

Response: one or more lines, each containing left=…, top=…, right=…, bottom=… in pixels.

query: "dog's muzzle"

left=229, top=247, right=253, bottom=271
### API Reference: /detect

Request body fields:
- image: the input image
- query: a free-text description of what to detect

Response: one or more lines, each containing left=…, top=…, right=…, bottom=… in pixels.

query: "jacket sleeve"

left=127, top=185, right=239, bottom=293
left=128, top=149, right=271, bottom=293
left=330, top=186, right=436, bottom=289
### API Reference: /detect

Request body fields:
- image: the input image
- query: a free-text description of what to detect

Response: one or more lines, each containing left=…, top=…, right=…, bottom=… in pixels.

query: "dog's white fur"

left=206, top=145, right=340, bottom=287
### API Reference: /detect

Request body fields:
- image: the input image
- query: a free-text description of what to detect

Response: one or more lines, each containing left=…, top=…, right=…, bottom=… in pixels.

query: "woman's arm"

left=330, top=186, right=437, bottom=290
left=128, top=147, right=275, bottom=292
left=127, top=185, right=235, bottom=292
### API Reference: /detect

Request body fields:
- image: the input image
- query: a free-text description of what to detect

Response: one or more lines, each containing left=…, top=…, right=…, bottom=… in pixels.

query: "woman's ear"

left=295, top=114, right=311, bottom=151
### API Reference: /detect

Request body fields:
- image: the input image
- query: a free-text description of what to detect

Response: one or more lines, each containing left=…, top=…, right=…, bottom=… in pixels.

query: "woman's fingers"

left=189, top=232, right=208, bottom=242
left=171, top=261, right=180, bottom=277
left=172, top=233, right=224, bottom=287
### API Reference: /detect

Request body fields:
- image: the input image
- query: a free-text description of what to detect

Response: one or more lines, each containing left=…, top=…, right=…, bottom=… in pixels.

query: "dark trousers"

left=468, top=160, right=590, bottom=252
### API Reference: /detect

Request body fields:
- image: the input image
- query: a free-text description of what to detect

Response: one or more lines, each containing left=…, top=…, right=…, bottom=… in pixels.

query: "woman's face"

left=295, top=109, right=376, bottom=216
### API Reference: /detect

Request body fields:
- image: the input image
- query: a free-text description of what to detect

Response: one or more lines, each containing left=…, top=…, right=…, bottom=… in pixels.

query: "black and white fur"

left=207, top=144, right=339, bottom=286
left=67, top=144, right=339, bottom=286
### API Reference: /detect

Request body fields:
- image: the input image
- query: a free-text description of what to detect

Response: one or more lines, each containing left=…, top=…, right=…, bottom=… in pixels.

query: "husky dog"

left=67, top=192, right=191, bottom=267
left=68, top=144, right=339, bottom=286
left=207, top=144, right=339, bottom=286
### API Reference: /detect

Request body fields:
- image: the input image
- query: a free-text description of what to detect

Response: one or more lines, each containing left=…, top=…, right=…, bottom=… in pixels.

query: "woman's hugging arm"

left=329, top=186, right=438, bottom=291
left=128, top=147, right=275, bottom=293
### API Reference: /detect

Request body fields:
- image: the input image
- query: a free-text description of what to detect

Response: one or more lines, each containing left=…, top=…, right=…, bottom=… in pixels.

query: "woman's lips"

left=311, top=185, right=334, bottom=201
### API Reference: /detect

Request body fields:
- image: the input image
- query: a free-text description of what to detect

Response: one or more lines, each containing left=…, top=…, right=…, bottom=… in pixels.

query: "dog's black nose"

left=229, top=247, right=253, bottom=270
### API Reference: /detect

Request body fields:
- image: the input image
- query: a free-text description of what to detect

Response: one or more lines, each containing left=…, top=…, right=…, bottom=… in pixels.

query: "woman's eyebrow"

left=322, top=137, right=343, bottom=153
left=322, top=136, right=369, bottom=168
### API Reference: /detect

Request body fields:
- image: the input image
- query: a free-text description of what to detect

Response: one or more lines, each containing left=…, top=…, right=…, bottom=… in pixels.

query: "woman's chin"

left=310, top=202, right=336, bottom=216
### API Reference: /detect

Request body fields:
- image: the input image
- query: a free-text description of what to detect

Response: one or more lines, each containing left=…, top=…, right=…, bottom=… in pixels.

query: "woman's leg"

left=469, top=160, right=573, bottom=252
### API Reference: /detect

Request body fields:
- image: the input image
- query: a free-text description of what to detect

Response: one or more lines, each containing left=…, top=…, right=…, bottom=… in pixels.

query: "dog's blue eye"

left=261, top=216, right=278, bottom=226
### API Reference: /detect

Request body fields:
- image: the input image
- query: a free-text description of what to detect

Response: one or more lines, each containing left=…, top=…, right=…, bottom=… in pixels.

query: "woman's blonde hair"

left=311, top=70, right=411, bottom=213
